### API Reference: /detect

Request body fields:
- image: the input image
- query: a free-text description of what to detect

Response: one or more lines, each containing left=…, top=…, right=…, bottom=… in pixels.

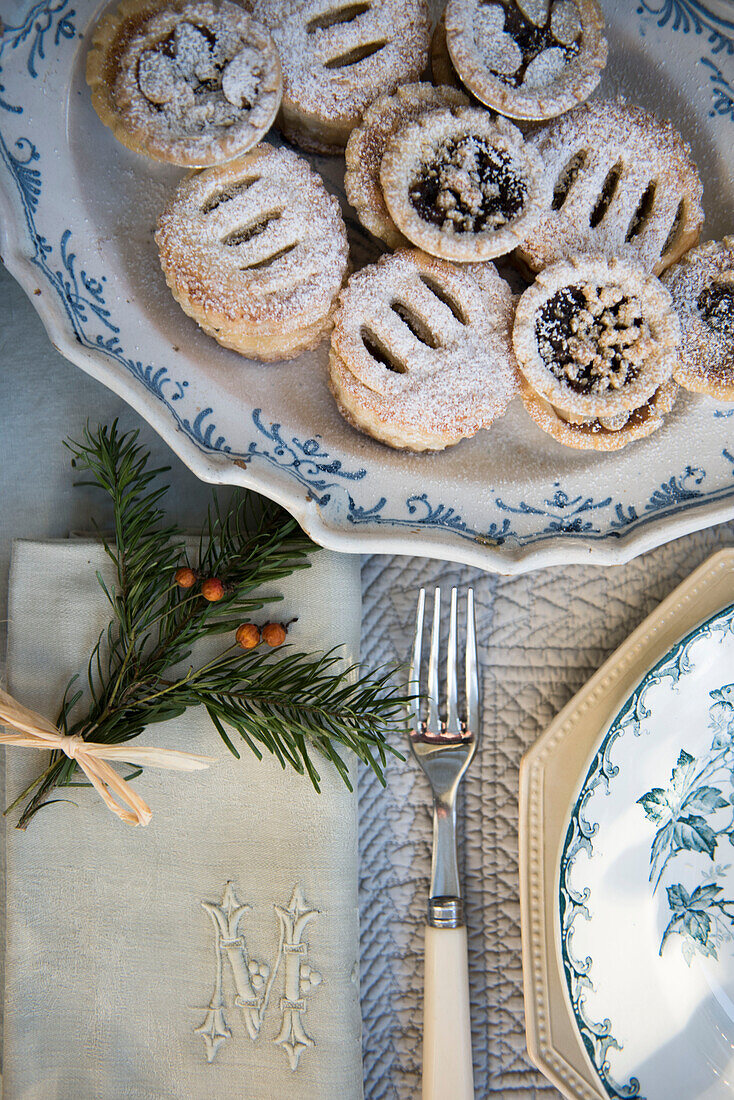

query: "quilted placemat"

left=358, top=521, right=734, bottom=1099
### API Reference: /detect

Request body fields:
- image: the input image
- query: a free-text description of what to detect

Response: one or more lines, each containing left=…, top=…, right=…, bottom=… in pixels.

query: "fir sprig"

left=11, top=423, right=407, bottom=828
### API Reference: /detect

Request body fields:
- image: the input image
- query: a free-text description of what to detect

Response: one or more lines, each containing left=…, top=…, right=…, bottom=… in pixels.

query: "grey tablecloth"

left=3, top=261, right=734, bottom=1098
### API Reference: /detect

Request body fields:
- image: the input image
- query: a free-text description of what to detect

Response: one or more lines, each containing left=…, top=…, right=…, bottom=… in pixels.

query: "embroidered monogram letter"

left=195, top=882, right=321, bottom=1069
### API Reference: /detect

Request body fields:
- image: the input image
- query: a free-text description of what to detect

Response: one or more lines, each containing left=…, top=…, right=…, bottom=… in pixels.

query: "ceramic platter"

left=520, top=549, right=734, bottom=1100
left=1, top=1, right=734, bottom=572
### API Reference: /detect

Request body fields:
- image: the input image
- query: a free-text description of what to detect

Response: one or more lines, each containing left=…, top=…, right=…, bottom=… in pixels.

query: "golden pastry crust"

left=344, top=83, right=469, bottom=250
left=329, top=249, right=519, bottom=451
left=517, top=101, right=704, bottom=276
left=329, top=346, right=468, bottom=450
left=512, top=255, right=681, bottom=421
left=444, top=0, right=607, bottom=122
left=379, top=107, right=543, bottom=261
left=521, top=376, right=678, bottom=449
left=253, top=0, right=431, bottom=154
left=663, top=237, right=734, bottom=401
left=431, top=13, right=462, bottom=89
left=155, top=144, right=349, bottom=361
left=86, top=0, right=282, bottom=167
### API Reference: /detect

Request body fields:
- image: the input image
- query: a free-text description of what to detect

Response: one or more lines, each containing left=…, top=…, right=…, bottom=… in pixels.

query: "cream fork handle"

left=422, top=923, right=474, bottom=1100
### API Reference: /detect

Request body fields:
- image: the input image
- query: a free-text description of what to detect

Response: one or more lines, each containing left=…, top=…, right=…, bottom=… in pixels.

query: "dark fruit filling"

left=698, top=282, right=734, bottom=338
left=409, top=135, right=526, bottom=234
left=153, top=24, right=223, bottom=92
left=535, top=284, right=649, bottom=395
left=480, top=0, right=581, bottom=88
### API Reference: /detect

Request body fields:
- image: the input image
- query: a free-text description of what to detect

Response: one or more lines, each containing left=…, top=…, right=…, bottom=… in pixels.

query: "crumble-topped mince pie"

left=155, top=144, right=349, bottom=360
left=517, top=101, right=704, bottom=276
left=87, top=0, right=282, bottom=166
left=663, top=238, right=734, bottom=401
left=444, top=0, right=607, bottom=121
left=345, top=83, right=469, bottom=250
left=329, top=249, right=519, bottom=450
left=252, top=0, right=431, bottom=154
left=513, top=255, right=681, bottom=448
left=379, top=107, right=543, bottom=260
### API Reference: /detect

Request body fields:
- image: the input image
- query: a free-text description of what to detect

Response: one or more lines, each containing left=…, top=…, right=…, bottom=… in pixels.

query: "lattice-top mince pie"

left=87, top=0, right=282, bottom=166
left=518, top=101, right=704, bottom=276
left=513, top=255, right=681, bottom=442
left=379, top=107, right=543, bottom=261
left=155, top=144, right=349, bottom=360
left=663, top=237, right=734, bottom=401
left=444, top=0, right=607, bottom=121
left=345, top=83, right=469, bottom=250
left=253, top=0, right=431, bottom=154
left=329, top=249, right=519, bottom=451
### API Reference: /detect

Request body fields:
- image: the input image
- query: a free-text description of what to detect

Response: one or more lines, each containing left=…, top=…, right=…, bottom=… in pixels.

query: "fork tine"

left=465, top=588, right=479, bottom=733
left=409, top=589, right=426, bottom=729
left=445, top=587, right=461, bottom=735
left=427, top=588, right=441, bottom=731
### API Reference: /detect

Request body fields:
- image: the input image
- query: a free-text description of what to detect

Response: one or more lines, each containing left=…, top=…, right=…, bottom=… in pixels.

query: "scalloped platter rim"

left=1, top=0, right=734, bottom=573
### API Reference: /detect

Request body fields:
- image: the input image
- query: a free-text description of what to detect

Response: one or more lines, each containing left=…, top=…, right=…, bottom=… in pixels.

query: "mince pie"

left=155, top=144, right=349, bottom=360
left=444, top=0, right=607, bottom=122
left=379, top=107, right=543, bottom=261
left=663, top=237, right=734, bottom=401
left=87, top=0, right=282, bottom=166
left=345, top=83, right=469, bottom=250
left=252, top=0, right=431, bottom=154
left=521, top=376, right=679, bottom=450
left=517, top=101, right=704, bottom=276
left=513, top=255, right=681, bottom=446
left=329, top=249, right=519, bottom=450
left=431, top=14, right=462, bottom=90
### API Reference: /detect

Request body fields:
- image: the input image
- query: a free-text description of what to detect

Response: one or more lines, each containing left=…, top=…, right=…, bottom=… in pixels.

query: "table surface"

left=4, top=259, right=734, bottom=1100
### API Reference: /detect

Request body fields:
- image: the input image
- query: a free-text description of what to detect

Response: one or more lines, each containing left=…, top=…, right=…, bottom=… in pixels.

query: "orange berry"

left=262, top=622, right=287, bottom=647
left=236, top=623, right=260, bottom=649
left=201, top=577, right=225, bottom=602
left=174, top=567, right=196, bottom=589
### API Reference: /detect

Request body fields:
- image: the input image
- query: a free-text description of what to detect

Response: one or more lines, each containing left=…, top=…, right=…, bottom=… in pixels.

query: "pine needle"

left=13, top=424, right=407, bottom=828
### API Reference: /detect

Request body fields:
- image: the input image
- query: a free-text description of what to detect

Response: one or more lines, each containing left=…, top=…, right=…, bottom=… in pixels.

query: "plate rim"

left=519, top=548, right=734, bottom=1100
left=560, top=597, right=734, bottom=1099
left=2, top=0, right=734, bottom=574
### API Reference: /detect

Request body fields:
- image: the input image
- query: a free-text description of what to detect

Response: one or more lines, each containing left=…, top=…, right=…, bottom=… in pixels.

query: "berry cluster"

left=174, top=567, right=290, bottom=648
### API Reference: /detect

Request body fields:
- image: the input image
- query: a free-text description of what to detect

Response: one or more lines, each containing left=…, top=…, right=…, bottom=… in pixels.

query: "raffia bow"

left=0, top=686, right=216, bottom=827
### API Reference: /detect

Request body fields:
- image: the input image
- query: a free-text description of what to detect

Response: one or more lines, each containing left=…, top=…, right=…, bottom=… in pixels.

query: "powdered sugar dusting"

left=379, top=107, right=544, bottom=261
left=521, top=377, right=678, bottom=450
left=221, top=47, right=265, bottom=107
left=156, top=143, right=348, bottom=334
left=109, top=1, right=281, bottom=164
left=519, top=100, right=704, bottom=275
left=253, top=0, right=430, bottom=125
left=523, top=46, right=567, bottom=88
left=444, top=0, right=606, bottom=121
left=664, top=237, right=734, bottom=400
left=514, top=255, right=680, bottom=419
left=330, top=249, right=519, bottom=440
left=474, top=5, right=521, bottom=76
left=344, top=82, right=468, bottom=249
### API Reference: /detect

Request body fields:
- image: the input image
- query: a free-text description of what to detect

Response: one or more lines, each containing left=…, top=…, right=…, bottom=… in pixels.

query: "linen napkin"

left=3, top=538, right=363, bottom=1100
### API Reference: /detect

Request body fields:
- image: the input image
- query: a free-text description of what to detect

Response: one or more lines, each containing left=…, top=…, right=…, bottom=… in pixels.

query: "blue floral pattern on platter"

left=560, top=603, right=734, bottom=1100
left=2, top=0, right=734, bottom=564
left=638, top=690, right=734, bottom=963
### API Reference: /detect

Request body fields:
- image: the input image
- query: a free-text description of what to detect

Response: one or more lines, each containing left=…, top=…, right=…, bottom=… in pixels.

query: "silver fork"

left=409, top=586, right=479, bottom=1100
